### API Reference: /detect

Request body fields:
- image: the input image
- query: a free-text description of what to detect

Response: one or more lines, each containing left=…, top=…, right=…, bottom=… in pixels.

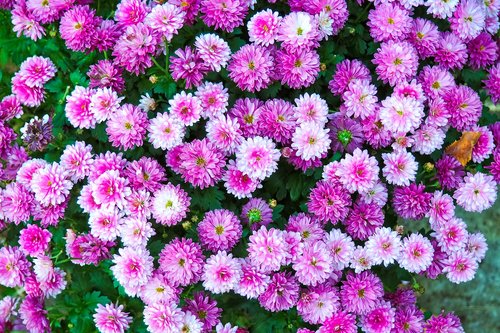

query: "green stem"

left=55, top=258, right=73, bottom=265
left=152, top=56, right=169, bottom=76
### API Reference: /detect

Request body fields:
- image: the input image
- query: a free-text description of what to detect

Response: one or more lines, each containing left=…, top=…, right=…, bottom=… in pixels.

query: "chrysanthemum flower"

left=340, top=271, right=384, bottom=315
left=159, top=238, right=204, bottom=287
left=183, top=292, right=222, bottom=331
left=115, top=0, right=150, bottom=27
left=258, top=272, right=299, bottom=312
left=360, top=301, right=396, bottom=333
left=206, top=115, right=243, bottom=154
left=200, top=0, right=249, bottom=32
left=367, top=3, right=412, bottom=42
left=241, top=198, right=273, bottom=230
left=169, top=46, right=208, bottom=89
left=148, top=112, right=185, bottom=150
left=342, top=79, right=378, bottom=119
left=88, top=207, right=123, bottom=242
left=235, top=259, right=270, bottom=299
left=111, top=246, right=154, bottom=295
left=195, top=34, right=231, bottom=72
left=398, top=233, right=434, bottom=273
left=197, top=209, right=242, bottom=252
left=484, top=63, right=500, bottom=104
left=152, top=184, right=190, bottom=226
left=106, top=104, right=148, bottom=150
left=124, top=157, right=166, bottom=193
left=465, top=232, right=488, bottom=262
left=393, top=184, right=431, bottom=220
left=202, top=251, right=242, bottom=294
left=454, top=172, right=497, bottom=212
left=408, top=18, right=440, bottom=58
left=18, top=56, right=56, bottom=88
left=432, top=217, right=468, bottom=254
left=259, top=99, right=296, bottom=144
left=323, top=229, right=355, bottom=270
left=31, top=162, right=72, bottom=207
left=178, top=139, right=226, bottom=188
left=144, top=301, right=183, bottom=333
left=276, top=48, right=320, bottom=89
left=140, top=272, right=178, bottom=306
left=0, top=246, right=30, bottom=287
left=236, top=136, right=280, bottom=181
left=297, top=284, right=340, bottom=324
left=329, top=59, right=371, bottom=96
left=65, top=86, right=96, bottom=129
left=19, top=224, right=51, bottom=257
left=350, top=245, right=375, bottom=273
left=365, top=227, right=402, bottom=267
left=450, top=0, right=486, bottom=41
left=427, top=191, right=455, bottom=227
left=382, top=150, right=418, bottom=186
left=93, top=303, right=132, bottom=333
left=319, top=310, right=357, bottom=333
left=87, top=60, right=125, bottom=93
left=120, top=216, right=155, bottom=248
left=229, top=98, right=264, bottom=137
left=344, top=201, right=384, bottom=240
left=89, top=87, right=122, bottom=123
left=424, top=312, right=465, bottom=333
left=425, top=0, right=459, bottom=18
left=292, top=240, right=332, bottom=286
left=59, top=5, right=99, bottom=52
left=277, top=11, right=319, bottom=52
left=0, top=182, right=34, bottom=225
left=145, top=3, right=185, bottom=42
left=90, top=170, right=130, bottom=210
left=434, top=155, right=465, bottom=190
left=18, top=296, right=50, bottom=333
left=434, top=32, right=468, bottom=70
left=294, top=93, right=329, bottom=126
left=307, top=180, right=351, bottom=223
left=291, top=122, right=330, bottom=161
left=179, top=311, right=203, bottom=333
left=228, top=44, right=274, bottom=92
left=286, top=213, right=324, bottom=243
left=11, top=5, right=45, bottom=41
left=372, top=41, right=418, bottom=87
left=392, top=306, right=425, bottom=333
left=467, top=33, right=498, bottom=69
left=223, top=160, right=261, bottom=199
left=443, top=250, right=478, bottom=284
left=248, top=226, right=287, bottom=272
left=336, top=148, right=379, bottom=193
left=195, top=82, right=229, bottom=119
left=328, top=114, right=365, bottom=153
left=248, top=9, right=281, bottom=46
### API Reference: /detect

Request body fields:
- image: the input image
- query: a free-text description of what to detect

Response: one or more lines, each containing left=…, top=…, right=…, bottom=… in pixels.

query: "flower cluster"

left=0, top=0, right=498, bottom=332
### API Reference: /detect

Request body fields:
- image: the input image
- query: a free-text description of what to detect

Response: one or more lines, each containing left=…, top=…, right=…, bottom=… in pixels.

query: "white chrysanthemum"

left=365, top=227, right=402, bottom=267
left=147, top=112, right=185, bottom=150
left=236, top=136, right=280, bottom=180
left=291, top=123, right=330, bottom=161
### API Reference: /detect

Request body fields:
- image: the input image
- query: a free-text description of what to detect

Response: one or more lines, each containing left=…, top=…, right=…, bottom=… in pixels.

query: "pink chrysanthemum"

left=450, top=0, right=486, bottom=41
left=152, top=184, right=190, bottom=226
left=206, top=115, right=243, bottom=154
left=372, top=41, right=418, bottom=87
left=471, top=126, right=494, bottom=163
left=91, top=170, right=130, bottom=210
left=115, top=0, right=150, bottom=27
left=277, top=11, right=319, bottom=52
left=59, top=5, right=99, bottom=52
left=286, top=213, right=324, bottom=243
left=292, top=240, right=332, bottom=286
left=0, top=246, right=30, bottom=287
left=111, top=246, right=154, bottom=295
left=411, top=125, right=446, bottom=155
left=140, top=272, right=178, bottom=306
left=443, top=250, right=478, bottom=284
left=229, top=98, right=264, bottom=137
left=340, top=271, right=384, bottom=315
left=18, top=56, right=56, bottom=88
left=258, top=272, right=299, bottom=312
left=257, top=99, right=295, bottom=144
left=235, top=259, right=270, bottom=299
left=247, top=9, right=281, bottom=46
left=169, top=46, right=208, bottom=89
left=425, top=312, right=465, bottom=333
left=393, top=184, right=432, bottom=220
left=89, top=207, right=123, bottom=242
left=89, top=87, right=122, bottom=123
left=197, top=209, right=242, bottom=252
left=169, top=91, right=202, bottom=126
left=124, top=157, right=166, bottom=193
left=60, top=141, right=94, bottom=182
left=343, top=79, right=378, bottom=119
left=19, top=224, right=51, bottom=257
left=19, top=296, right=50, bottom=333
left=159, top=238, right=204, bottom=287
left=365, top=227, right=402, bottom=267
left=120, top=216, right=155, bottom=247
left=0, top=94, right=23, bottom=120
left=195, top=82, right=229, bottom=119
left=0, top=182, right=34, bottom=225
left=468, top=33, right=498, bottom=69
left=379, top=95, right=424, bottom=135
left=291, top=123, right=330, bottom=161
left=408, top=18, right=440, bottom=58
left=16, top=159, right=47, bottom=187
left=336, top=148, right=379, bottom=193
left=324, top=229, right=355, bottom=270
left=319, top=310, right=357, bottom=333
left=329, top=59, right=371, bottom=96
left=236, top=136, right=280, bottom=181
left=427, top=191, right=455, bottom=227
left=144, top=301, right=183, bottom=333
left=228, top=44, right=274, bottom=92
left=360, top=301, right=396, bottom=333
left=223, top=159, right=261, bottom=199
left=465, top=232, right=488, bottom=262
left=484, top=63, right=500, bottom=104
left=87, top=60, right=125, bottom=92
left=65, top=86, right=96, bottom=129
left=445, top=85, right=482, bottom=131
left=183, top=291, right=222, bottom=331
left=195, top=33, right=231, bottom=72
left=425, top=0, right=459, bottom=18
left=11, top=5, right=45, bottom=41
left=367, top=3, right=412, bottom=42
left=435, top=155, right=465, bottom=190
left=147, top=112, right=185, bottom=150
left=31, top=163, right=72, bottom=207
left=398, top=233, right=434, bottom=273
left=434, top=32, right=468, bottom=70
left=202, top=251, right=242, bottom=294
left=178, top=139, right=226, bottom=188
left=454, top=172, right=497, bottom=212
left=294, top=93, right=329, bottom=126
left=93, top=303, right=132, bottom=333
left=145, top=3, right=185, bottom=42
left=307, top=180, right=351, bottom=223
left=344, top=201, right=384, bottom=240
left=382, top=149, right=418, bottom=186
left=432, top=217, right=468, bottom=254
left=276, top=48, right=320, bottom=89
left=297, top=284, right=340, bottom=324
left=200, top=0, right=249, bottom=32
left=248, top=226, right=287, bottom=273
left=106, top=104, right=148, bottom=150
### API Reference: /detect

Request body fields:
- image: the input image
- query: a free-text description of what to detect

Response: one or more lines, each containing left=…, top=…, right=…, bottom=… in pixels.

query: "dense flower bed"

left=0, top=0, right=498, bottom=332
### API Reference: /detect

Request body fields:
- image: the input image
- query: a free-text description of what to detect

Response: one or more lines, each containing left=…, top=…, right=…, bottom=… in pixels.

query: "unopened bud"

left=191, top=215, right=198, bottom=223
left=320, top=63, right=327, bottom=71
left=395, top=225, right=404, bottom=235
left=149, top=75, right=158, bottom=84
left=268, top=199, right=277, bottom=208
left=424, top=162, right=434, bottom=172
left=182, top=221, right=192, bottom=230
